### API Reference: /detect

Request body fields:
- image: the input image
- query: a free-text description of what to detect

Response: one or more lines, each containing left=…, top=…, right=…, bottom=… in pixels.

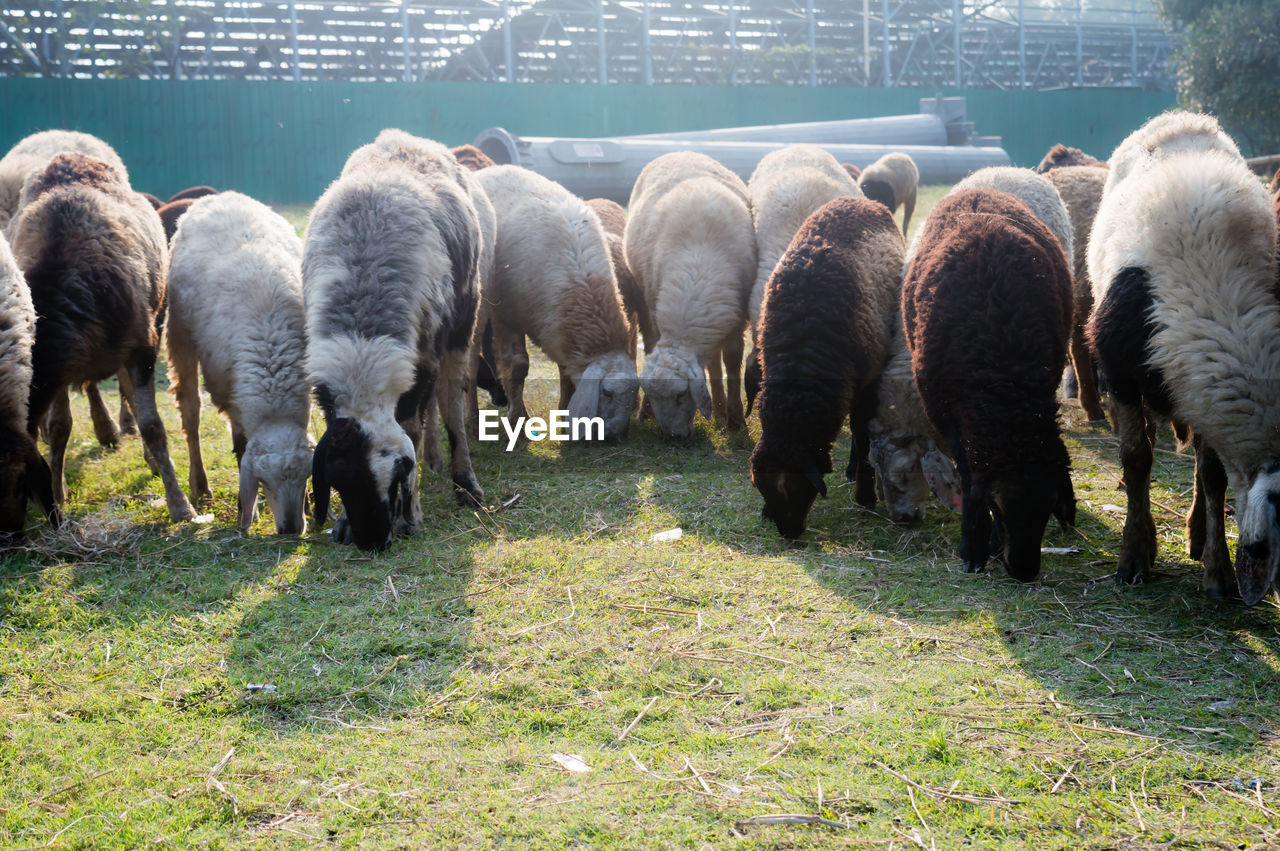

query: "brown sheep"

left=9, top=152, right=196, bottom=522
left=1046, top=165, right=1109, bottom=421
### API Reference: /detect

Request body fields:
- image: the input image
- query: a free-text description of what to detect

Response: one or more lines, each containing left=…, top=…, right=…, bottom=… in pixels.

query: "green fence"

left=0, top=79, right=1175, bottom=203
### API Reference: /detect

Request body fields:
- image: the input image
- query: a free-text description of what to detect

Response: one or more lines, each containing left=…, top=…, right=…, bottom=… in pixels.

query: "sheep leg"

left=441, top=348, right=484, bottom=508
left=1070, top=323, right=1106, bottom=421
left=848, top=382, right=879, bottom=509
left=466, top=347, right=481, bottom=441
left=1189, top=438, right=1233, bottom=599
left=421, top=390, right=443, bottom=473
left=167, top=313, right=211, bottom=505
left=722, top=332, right=746, bottom=432
left=46, top=388, right=73, bottom=506
left=902, top=186, right=917, bottom=235
left=1114, top=398, right=1156, bottom=584
left=84, top=382, right=121, bottom=448
left=706, top=350, right=727, bottom=426
left=117, top=371, right=136, bottom=435
left=492, top=322, right=530, bottom=423
left=126, top=355, right=197, bottom=523
left=116, top=369, right=157, bottom=474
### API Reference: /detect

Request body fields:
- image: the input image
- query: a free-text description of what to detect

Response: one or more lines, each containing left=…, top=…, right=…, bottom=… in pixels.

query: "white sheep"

left=1104, top=110, right=1240, bottom=193
left=746, top=144, right=862, bottom=334
left=474, top=165, right=638, bottom=439
left=166, top=191, right=312, bottom=534
left=1088, top=127, right=1280, bottom=602
left=306, top=131, right=484, bottom=550
left=624, top=151, right=757, bottom=439
left=0, top=231, right=56, bottom=537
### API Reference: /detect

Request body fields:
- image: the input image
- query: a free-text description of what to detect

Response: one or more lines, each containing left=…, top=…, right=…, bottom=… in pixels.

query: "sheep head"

left=1233, top=463, right=1280, bottom=605
left=988, top=466, right=1075, bottom=581
left=312, top=415, right=416, bottom=551
left=240, top=423, right=314, bottom=535
left=0, top=425, right=58, bottom=540
left=750, top=440, right=829, bottom=540
left=569, top=351, right=639, bottom=440
left=867, top=419, right=961, bottom=525
left=640, top=345, right=711, bottom=440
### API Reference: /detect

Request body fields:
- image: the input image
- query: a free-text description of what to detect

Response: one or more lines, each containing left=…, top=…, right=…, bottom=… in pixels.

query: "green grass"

left=2, top=194, right=1279, bottom=848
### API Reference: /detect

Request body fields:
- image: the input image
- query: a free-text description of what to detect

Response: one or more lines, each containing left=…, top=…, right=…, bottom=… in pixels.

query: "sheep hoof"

left=453, top=474, right=484, bottom=508
left=168, top=499, right=198, bottom=523
left=962, top=559, right=986, bottom=574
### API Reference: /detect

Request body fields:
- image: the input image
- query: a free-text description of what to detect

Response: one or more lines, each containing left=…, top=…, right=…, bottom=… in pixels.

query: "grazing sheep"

left=475, top=165, right=639, bottom=439
left=842, top=163, right=862, bottom=181
left=451, top=144, right=496, bottom=172
left=166, top=191, right=311, bottom=534
left=1104, top=110, right=1240, bottom=193
left=9, top=152, right=196, bottom=522
left=867, top=333, right=962, bottom=524
left=1034, top=144, right=1105, bottom=174
left=306, top=131, right=484, bottom=550
left=586, top=197, right=650, bottom=360
left=139, top=191, right=164, bottom=210
left=858, top=152, right=919, bottom=234
left=0, top=130, right=129, bottom=234
left=449, top=143, right=504, bottom=407
left=0, top=232, right=56, bottom=537
left=1088, top=140, right=1280, bottom=602
left=871, top=167, right=1071, bottom=524
left=744, top=145, right=861, bottom=411
left=750, top=197, right=903, bottom=538
left=156, top=198, right=195, bottom=241
left=624, top=152, right=756, bottom=439
left=166, top=186, right=218, bottom=204
left=904, top=188, right=1075, bottom=579
left=1046, top=165, right=1109, bottom=421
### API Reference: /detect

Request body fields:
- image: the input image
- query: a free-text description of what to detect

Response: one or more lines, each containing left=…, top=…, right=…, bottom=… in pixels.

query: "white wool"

left=0, top=130, right=130, bottom=235
left=1091, top=149, right=1280, bottom=479
left=950, top=167, right=1074, bottom=263
left=747, top=145, right=861, bottom=329
left=0, top=233, right=34, bottom=431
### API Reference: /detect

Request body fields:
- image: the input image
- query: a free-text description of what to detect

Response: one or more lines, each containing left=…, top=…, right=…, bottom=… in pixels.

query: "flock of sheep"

left=0, top=112, right=1278, bottom=606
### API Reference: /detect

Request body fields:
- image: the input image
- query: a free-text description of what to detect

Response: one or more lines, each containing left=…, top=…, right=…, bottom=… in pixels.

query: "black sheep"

left=902, top=188, right=1075, bottom=578
left=750, top=197, right=904, bottom=539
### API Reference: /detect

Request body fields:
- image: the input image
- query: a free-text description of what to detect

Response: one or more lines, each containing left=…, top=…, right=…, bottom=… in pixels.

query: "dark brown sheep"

left=750, top=197, right=904, bottom=539
left=1034, top=144, right=1105, bottom=173
left=166, top=185, right=217, bottom=204
left=138, top=191, right=164, bottom=210
left=842, top=163, right=861, bottom=181
left=903, top=187, right=1075, bottom=579
left=8, top=152, right=196, bottom=522
left=156, top=197, right=196, bottom=241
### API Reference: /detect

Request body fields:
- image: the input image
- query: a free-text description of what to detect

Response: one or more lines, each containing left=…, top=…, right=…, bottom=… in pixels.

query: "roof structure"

left=0, top=0, right=1174, bottom=88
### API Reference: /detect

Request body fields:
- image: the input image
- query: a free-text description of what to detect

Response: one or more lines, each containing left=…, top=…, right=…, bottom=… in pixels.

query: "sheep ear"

left=921, top=447, right=962, bottom=513
left=237, top=460, right=260, bottom=529
left=311, top=432, right=331, bottom=525
left=692, top=375, right=713, bottom=421
left=803, top=457, right=828, bottom=499
left=21, top=443, right=59, bottom=527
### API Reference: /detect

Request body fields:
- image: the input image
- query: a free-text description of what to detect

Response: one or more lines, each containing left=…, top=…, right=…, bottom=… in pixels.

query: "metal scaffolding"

left=0, top=0, right=1175, bottom=89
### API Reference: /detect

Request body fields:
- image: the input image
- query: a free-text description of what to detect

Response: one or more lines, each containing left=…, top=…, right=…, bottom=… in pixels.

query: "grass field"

left=2, top=190, right=1279, bottom=848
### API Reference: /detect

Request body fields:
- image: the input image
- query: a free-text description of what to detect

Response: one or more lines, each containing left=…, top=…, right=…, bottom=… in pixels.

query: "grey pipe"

left=626, top=114, right=948, bottom=148
left=473, top=127, right=1011, bottom=204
